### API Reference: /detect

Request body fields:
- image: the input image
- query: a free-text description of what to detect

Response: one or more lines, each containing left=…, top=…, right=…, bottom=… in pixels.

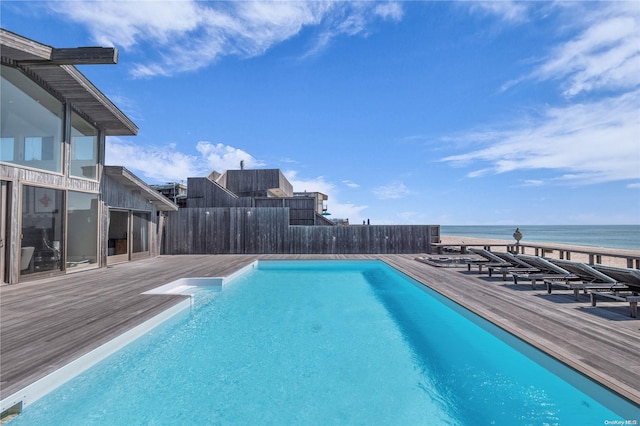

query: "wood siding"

left=185, top=178, right=320, bottom=226
left=186, top=177, right=249, bottom=208
left=222, top=169, right=293, bottom=197
left=163, top=207, right=438, bottom=254
left=1, top=164, right=102, bottom=283
left=100, top=174, right=161, bottom=259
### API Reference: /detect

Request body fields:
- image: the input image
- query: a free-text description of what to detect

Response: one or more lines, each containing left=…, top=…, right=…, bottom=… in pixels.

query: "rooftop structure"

left=150, top=182, right=188, bottom=207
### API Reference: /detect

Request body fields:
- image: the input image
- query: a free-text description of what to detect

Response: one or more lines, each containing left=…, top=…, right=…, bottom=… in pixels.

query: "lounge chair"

left=414, top=256, right=471, bottom=268
left=492, top=251, right=539, bottom=269
left=545, top=259, right=630, bottom=301
left=487, top=251, right=540, bottom=280
left=511, top=254, right=577, bottom=289
left=465, top=248, right=539, bottom=280
left=591, top=265, right=640, bottom=286
left=589, top=265, right=640, bottom=318
left=465, top=248, right=515, bottom=279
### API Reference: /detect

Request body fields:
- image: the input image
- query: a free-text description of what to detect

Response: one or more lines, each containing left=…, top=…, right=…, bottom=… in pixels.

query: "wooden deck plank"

left=1, top=254, right=639, bottom=410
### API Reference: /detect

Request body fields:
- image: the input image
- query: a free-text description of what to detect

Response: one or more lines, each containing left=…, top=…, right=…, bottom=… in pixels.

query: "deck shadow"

left=532, top=293, right=638, bottom=321
left=576, top=305, right=639, bottom=322
left=533, top=292, right=592, bottom=304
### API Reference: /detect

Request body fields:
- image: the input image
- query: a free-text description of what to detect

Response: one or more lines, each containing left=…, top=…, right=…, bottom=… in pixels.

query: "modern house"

left=162, top=168, right=438, bottom=254
left=0, top=28, right=437, bottom=284
left=0, top=28, right=177, bottom=284
left=149, top=182, right=188, bottom=208
left=184, top=169, right=334, bottom=226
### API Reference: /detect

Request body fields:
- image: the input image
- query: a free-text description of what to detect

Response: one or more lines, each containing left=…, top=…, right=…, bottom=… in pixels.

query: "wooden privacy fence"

left=163, top=207, right=439, bottom=254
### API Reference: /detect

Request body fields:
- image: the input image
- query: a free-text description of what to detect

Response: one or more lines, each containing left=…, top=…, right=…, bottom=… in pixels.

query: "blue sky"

left=2, top=1, right=639, bottom=225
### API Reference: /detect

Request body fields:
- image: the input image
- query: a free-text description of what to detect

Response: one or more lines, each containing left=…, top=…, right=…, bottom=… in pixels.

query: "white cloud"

left=443, top=3, right=640, bottom=187
left=196, top=142, right=265, bottom=172
left=441, top=91, right=640, bottom=184
left=342, top=180, right=360, bottom=188
left=105, top=139, right=264, bottom=183
left=283, top=170, right=368, bottom=221
left=50, top=1, right=203, bottom=49
left=627, top=182, right=640, bottom=189
left=493, top=3, right=640, bottom=98
left=105, top=138, right=203, bottom=182
left=533, top=4, right=640, bottom=97
left=374, top=2, right=403, bottom=22
left=468, top=1, right=529, bottom=23
left=284, top=170, right=334, bottom=195
left=373, top=182, right=411, bottom=200
left=522, top=179, right=545, bottom=187
left=50, top=0, right=404, bottom=77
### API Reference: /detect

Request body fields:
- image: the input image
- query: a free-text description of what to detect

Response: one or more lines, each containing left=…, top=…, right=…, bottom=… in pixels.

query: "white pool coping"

left=0, top=261, right=258, bottom=415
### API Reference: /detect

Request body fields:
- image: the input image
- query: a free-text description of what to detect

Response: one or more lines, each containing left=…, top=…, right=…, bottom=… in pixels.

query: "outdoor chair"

left=511, top=254, right=578, bottom=289
left=545, top=259, right=630, bottom=301
left=465, top=248, right=512, bottom=279
left=588, top=264, right=640, bottom=318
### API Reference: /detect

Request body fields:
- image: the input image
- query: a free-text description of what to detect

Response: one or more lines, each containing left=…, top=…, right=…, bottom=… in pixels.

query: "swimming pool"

left=7, top=260, right=638, bottom=424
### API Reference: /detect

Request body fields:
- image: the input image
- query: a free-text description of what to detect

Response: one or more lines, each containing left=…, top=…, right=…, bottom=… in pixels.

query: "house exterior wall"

left=0, top=64, right=107, bottom=282
left=185, top=177, right=251, bottom=208
left=100, top=173, right=162, bottom=262
left=0, top=162, right=102, bottom=282
left=184, top=177, right=321, bottom=226
left=0, top=31, right=148, bottom=283
left=222, top=169, right=293, bottom=198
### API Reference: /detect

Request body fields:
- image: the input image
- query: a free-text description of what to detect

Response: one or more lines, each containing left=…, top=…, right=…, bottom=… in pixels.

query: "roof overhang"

left=0, top=28, right=138, bottom=136
left=104, top=166, right=178, bottom=212
left=267, top=188, right=289, bottom=198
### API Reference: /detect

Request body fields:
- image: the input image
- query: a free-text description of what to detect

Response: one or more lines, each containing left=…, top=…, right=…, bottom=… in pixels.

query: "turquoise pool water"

left=10, top=260, right=638, bottom=425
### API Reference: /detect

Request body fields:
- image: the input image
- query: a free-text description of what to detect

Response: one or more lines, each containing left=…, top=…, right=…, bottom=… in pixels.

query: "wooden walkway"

left=1, top=254, right=639, bottom=411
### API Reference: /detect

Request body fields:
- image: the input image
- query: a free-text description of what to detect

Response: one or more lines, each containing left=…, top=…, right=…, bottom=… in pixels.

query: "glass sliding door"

left=1, top=181, right=7, bottom=283
left=107, top=210, right=129, bottom=264
left=131, top=211, right=150, bottom=258
left=66, top=191, right=98, bottom=270
left=21, top=185, right=63, bottom=276
left=108, top=210, right=151, bottom=264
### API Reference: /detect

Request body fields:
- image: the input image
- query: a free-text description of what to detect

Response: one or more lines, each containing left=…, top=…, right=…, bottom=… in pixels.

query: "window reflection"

left=20, top=185, right=63, bottom=275
left=70, top=112, right=98, bottom=179
left=67, top=191, right=98, bottom=269
left=0, top=138, right=14, bottom=161
left=132, top=212, right=149, bottom=253
left=0, top=66, right=63, bottom=173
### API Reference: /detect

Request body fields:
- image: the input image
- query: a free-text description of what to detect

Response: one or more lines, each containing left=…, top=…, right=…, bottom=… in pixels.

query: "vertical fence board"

left=163, top=207, right=438, bottom=254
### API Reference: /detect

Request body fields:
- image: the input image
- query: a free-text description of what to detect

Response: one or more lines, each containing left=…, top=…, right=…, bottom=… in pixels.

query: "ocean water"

left=9, top=260, right=636, bottom=425
left=441, top=225, right=640, bottom=251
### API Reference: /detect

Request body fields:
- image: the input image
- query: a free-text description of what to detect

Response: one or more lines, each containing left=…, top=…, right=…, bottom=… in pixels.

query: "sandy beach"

left=439, top=235, right=640, bottom=268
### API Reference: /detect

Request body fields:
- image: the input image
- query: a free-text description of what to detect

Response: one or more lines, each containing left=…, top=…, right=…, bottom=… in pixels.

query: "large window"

left=0, top=65, right=63, bottom=173
left=0, top=138, right=14, bottom=161
left=20, top=185, right=64, bottom=275
left=67, top=191, right=98, bottom=270
left=70, top=112, right=98, bottom=179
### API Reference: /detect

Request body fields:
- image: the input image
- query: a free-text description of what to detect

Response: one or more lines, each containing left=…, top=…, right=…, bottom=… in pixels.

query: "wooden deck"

left=1, top=254, right=639, bottom=412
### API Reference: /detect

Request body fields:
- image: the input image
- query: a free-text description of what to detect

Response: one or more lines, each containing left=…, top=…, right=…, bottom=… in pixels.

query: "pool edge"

left=0, top=298, right=191, bottom=415
left=379, top=259, right=640, bottom=410
left=0, top=261, right=259, bottom=416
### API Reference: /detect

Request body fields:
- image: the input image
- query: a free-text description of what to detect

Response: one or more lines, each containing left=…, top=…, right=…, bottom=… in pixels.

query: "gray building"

left=0, top=29, right=176, bottom=284
left=163, top=168, right=438, bottom=255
